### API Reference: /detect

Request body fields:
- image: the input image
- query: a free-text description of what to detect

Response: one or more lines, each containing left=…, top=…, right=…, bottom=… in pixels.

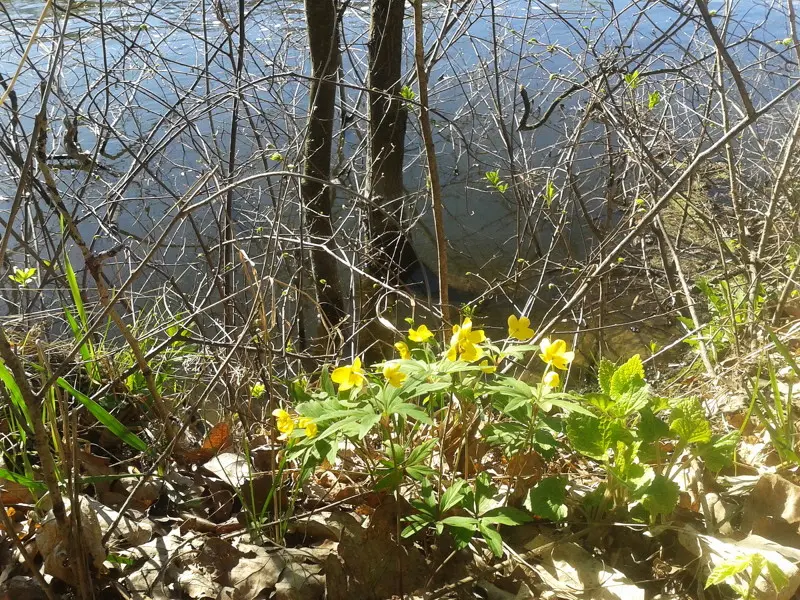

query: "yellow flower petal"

left=446, top=344, right=458, bottom=361
left=408, top=324, right=434, bottom=343
left=383, top=363, right=407, bottom=387
left=508, top=314, right=534, bottom=341
left=331, top=358, right=365, bottom=391
left=542, top=371, right=560, bottom=389
left=272, top=409, right=295, bottom=436
left=479, top=359, right=496, bottom=374
left=298, top=417, right=318, bottom=438
left=539, top=339, right=574, bottom=370
left=460, top=341, right=483, bottom=362
left=394, top=341, right=411, bottom=360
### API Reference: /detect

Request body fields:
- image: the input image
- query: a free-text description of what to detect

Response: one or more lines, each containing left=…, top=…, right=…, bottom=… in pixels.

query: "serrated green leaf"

left=639, top=407, right=670, bottom=442
left=525, top=477, right=568, bottom=521
left=697, top=431, right=739, bottom=472
left=705, top=554, right=753, bottom=587
left=610, top=355, right=645, bottom=398
left=670, top=398, right=711, bottom=444
left=584, top=392, right=614, bottom=413
left=640, top=474, right=679, bottom=517
left=567, top=413, right=630, bottom=460
left=598, top=359, right=615, bottom=394
left=609, top=355, right=649, bottom=416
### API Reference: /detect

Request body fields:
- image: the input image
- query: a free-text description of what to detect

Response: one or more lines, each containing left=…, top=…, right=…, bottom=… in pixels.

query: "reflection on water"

left=0, top=0, right=792, bottom=327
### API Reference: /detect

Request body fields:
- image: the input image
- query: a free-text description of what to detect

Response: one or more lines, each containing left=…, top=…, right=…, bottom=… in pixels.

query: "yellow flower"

left=447, top=339, right=483, bottom=362
left=539, top=338, right=575, bottom=370
left=383, top=362, right=407, bottom=387
left=507, top=315, right=534, bottom=341
left=394, top=341, right=411, bottom=360
left=331, top=357, right=366, bottom=391
left=450, top=318, right=486, bottom=346
left=297, top=417, right=318, bottom=438
left=272, top=408, right=294, bottom=440
left=446, top=318, right=486, bottom=362
left=408, top=324, right=434, bottom=343
left=542, top=371, right=560, bottom=389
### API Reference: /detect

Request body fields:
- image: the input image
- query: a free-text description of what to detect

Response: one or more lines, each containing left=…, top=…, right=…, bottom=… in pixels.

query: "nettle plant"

left=566, top=355, right=739, bottom=521
left=274, top=317, right=738, bottom=555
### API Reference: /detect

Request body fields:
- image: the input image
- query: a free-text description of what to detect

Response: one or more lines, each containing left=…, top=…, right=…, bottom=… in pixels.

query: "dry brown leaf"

left=229, top=542, right=285, bottom=600
left=526, top=534, right=645, bottom=600
left=0, top=480, right=33, bottom=505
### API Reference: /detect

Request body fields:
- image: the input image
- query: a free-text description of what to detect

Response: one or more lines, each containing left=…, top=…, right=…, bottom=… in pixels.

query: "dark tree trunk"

left=367, top=0, right=418, bottom=282
left=303, top=0, right=347, bottom=331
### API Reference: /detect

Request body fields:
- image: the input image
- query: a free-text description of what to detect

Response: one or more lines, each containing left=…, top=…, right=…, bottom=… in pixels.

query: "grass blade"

left=56, top=377, right=147, bottom=452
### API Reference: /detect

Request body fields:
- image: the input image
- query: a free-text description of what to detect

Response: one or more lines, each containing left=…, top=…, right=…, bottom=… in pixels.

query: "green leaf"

left=525, top=477, right=568, bottom=521
left=391, top=402, right=432, bottom=424
left=447, top=524, right=476, bottom=549
left=0, top=359, right=31, bottom=435
left=669, top=398, right=711, bottom=444
left=584, top=392, right=614, bottom=413
left=56, top=378, right=147, bottom=452
left=402, top=515, right=432, bottom=538
left=479, top=521, right=504, bottom=557
left=705, top=554, right=754, bottom=587
left=610, top=355, right=645, bottom=393
left=319, top=366, right=336, bottom=397
left=481, top=506, right=532, bottom=526
left=546, top=396, right=598, bottom=417
left=375, top=469, right=403, bottom=492
left=640, top=474, right=679, bottom=517
left=767, top=328, right=800, bottom=378
left=639, top=407, right=670, bottom=442
left=0, top=469, right=46, bottom=493
left=483, top=422, right=528, bottom=455
left=598, top=359, right=615, bottom=395
left=440, top=515, right=479, bottom=530
left=609, top=355, right=649, bottom=416
left=696, top=431, right=739, bottom=472
left=766, top=559, right=789, bottom=592
left=566, top=413, right=630, bottom=460
left=648, top=90, right=661, bottom=110
left=440, top=480, right=467, bottom=513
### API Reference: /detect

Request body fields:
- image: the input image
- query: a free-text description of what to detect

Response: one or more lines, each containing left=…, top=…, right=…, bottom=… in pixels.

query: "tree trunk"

left=303, top=0, right=347, bottom=332
left=367, top=0, right=417, bottom=283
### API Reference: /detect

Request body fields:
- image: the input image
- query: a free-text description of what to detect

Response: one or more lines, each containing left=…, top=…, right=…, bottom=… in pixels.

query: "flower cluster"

left=325, top=318, right=574, bottom=397
left=271, top=408, right=317, bottom=440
